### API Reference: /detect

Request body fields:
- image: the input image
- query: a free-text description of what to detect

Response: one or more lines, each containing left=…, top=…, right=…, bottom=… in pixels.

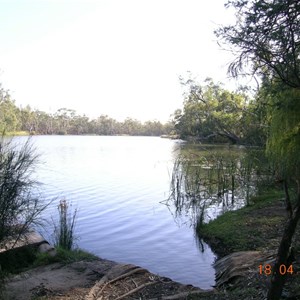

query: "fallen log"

left=214, top=250, right=277, bottom=287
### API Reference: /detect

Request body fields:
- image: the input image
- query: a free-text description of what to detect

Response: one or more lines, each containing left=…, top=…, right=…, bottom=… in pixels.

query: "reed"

left=168, top=145, right=274, bottom=227
left=53, top=199, right=77, bottom=250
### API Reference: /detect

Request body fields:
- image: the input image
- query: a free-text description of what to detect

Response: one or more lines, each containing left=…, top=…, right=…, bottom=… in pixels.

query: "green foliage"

left=198, top=189, right=285, bottom=255
left=0, top=246, right=97, bottom=275
left=173, top=77, right=263, bottom=144
left=216, top=0, right=300, bottom=88
left=0, top=137, right=47, bottom=244
left=0, top=86, right=20, bottom=133
left=264, top=84, right=300, bottom=179
left=239, top=99, right=268, bottom=146
left=33, top=247, right=97, bottom=267
left=0, top=245, right=37, bottom=274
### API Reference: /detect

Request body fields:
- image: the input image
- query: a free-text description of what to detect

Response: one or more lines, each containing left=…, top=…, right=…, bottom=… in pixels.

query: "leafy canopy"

left=174, top=78, right=250, bottom=143
left=216, top=0, right=300, bottom=88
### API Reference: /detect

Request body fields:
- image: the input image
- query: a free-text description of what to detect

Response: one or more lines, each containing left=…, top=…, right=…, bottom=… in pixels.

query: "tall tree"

left=216, top=0, right=300, bottom=88
left=54, top=108, right=75, bottom=134
left=217, top=1, right=300, bottom=298
left=20, top=106, right=35, bottom=133
left=0, top=87, right=20, bottom=132
left=95, top=115, right=117, bottom=135
left=174, top=78, right=249, bottom=144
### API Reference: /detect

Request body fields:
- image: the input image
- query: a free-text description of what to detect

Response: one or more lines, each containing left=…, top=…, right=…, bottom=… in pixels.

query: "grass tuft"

left=53, top=199, right=77, bottom=250
left=33, top=247, right=98, bottom=267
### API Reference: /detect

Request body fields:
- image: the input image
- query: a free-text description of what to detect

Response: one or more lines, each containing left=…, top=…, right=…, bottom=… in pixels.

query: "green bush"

left=0, top=137, right=48, bottom=246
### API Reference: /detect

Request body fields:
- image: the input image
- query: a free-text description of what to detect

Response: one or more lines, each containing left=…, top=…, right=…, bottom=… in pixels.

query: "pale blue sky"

left=0, top=0, right=241, bottom=122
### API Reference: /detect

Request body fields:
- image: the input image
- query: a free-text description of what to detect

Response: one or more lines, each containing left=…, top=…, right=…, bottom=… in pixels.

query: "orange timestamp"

left=259, top=264, right=295, bottom=275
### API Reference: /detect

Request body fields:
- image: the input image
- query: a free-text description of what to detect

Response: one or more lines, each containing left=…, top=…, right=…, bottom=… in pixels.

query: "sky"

left=0, top=0, right=240, bottom=123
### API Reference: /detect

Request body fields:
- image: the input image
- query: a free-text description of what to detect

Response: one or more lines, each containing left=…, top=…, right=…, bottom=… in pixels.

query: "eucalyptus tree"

left=20, top=106, right=36, bottom=133
left=69, top=114, right=90, bottom=135
left=217, top=0, right=300, bottom=298
left=143, top=120, right=165, bottom=136
left=95, top=115, right=118, bottom=135
left=33, top=110, right=54, bottom=134
left=0, top=87, right=20, bottom=133
left=122, top=118, right=143, bottom=135
left=174, top=78, right=249, bottom=144
left=54, top=108, right=76, bottom=134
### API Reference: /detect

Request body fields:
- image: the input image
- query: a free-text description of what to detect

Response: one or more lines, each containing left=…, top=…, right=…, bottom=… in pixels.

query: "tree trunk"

left=218, top=132, right=241, bottom=144
left=267, top=182, right=300, bottom=300
left=284, top=180, right=293, bottom=217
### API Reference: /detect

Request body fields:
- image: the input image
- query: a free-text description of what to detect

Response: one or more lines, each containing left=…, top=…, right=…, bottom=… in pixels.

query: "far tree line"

left=0, top=89, right=173, bottom=136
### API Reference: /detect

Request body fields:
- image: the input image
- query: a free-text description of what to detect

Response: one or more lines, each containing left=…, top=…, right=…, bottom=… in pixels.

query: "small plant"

left=53, top=199, right=77, bottom=250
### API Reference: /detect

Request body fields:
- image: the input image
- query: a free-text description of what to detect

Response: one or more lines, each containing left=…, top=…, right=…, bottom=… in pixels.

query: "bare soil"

left=3, top=259, right=115, bottom=300
left=2, top=259, right=212, bottom=300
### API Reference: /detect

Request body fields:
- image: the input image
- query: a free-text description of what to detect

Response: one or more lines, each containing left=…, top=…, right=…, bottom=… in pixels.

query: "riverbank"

left=4, top=131, right=30, bottom=136
left=195, top=188, right=300, bottom=299
left=1, top=248, right=212, bottom=300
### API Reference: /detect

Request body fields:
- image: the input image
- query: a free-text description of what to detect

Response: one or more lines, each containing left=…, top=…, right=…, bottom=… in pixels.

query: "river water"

left=16, top=135, right=216, bottom=289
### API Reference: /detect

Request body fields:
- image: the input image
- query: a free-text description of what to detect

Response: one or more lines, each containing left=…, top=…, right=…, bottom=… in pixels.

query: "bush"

left=0, top=137, right=48, bottom=246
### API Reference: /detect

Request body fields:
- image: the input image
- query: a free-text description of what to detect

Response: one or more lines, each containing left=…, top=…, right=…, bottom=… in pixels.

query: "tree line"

left=0, top=89, right=173, bottom=136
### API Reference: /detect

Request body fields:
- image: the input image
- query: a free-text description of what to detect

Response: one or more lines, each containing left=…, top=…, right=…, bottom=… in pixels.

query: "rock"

left=0, top=229, right=56, bottom=271
left=0, top=229, right=47, bottom=253
left=38, top=242, right=57, bottom=257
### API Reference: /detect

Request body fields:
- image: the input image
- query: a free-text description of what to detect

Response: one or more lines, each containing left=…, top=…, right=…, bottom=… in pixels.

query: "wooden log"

left=214, top=250, right=276, bottom=287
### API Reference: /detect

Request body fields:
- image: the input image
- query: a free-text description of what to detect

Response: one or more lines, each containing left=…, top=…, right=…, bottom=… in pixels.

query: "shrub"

left=0, top=137, right=48, bottom=246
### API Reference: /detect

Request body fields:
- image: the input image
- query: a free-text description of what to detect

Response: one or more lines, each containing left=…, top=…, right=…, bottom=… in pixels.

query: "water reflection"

left=167, top=143, right=273, bottom=229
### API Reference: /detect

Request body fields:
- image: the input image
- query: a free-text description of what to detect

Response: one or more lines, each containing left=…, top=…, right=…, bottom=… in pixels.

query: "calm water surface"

left=19, top=136, right=216, bottom=289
